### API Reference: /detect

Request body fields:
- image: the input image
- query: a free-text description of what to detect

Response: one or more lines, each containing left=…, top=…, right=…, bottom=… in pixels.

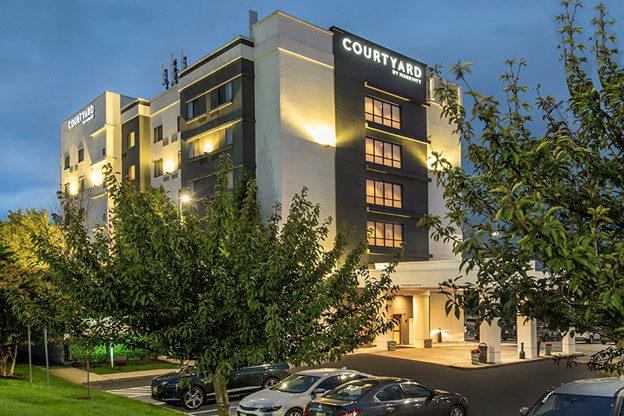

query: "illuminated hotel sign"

left=68, top=105, right=95, bottom=129
left=332, top=28, right=427, bottom=104
left=340, top=37, right=423, bottom=84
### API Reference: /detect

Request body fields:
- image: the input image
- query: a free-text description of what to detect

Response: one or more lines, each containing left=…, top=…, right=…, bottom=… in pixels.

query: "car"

left=305, top=377, right=469, bottom=416
left=151, top=363, right=290, bottom=410
left=236, top=368, right=371, bottom=416
left=575, top=331, right=601, bottom=344
left=519, top=377, right=624, bottom=415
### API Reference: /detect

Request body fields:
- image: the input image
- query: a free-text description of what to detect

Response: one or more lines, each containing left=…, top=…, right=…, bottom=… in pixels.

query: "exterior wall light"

left=91, top=170, right=104, bottom=186
left=180, top=194, right=191, bottom=204
left=307, top=125, right=336, bottom=147
left=164, top=159, right=176, bottom=174
left=203, top=141, right=214, bottom=154
left=69, top=181, right=79, bottom=196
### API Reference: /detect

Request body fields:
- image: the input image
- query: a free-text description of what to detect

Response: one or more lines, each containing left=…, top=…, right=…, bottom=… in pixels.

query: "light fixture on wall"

left=203, top=141, right=214, bottom=154
left=69, top=181, right=79, bottom=196
left=307, top=125, right=336, bottom=147
left=91, top=170, right=104, bottom=186
left=164, top=159, right=176, bottom=174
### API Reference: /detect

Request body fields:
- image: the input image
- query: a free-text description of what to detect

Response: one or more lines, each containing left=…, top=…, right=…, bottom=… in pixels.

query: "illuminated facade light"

left=180, top=193, right=191, bottom=203
left=91, top=170, right=104, bottom=186
left=69, top=181, right=79, bottom=196
left=163, top=159, right=176, bottom=174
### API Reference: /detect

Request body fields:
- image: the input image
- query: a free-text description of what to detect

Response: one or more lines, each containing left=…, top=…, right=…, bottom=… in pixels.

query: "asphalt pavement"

left=97, top=350, right=595, bottom=416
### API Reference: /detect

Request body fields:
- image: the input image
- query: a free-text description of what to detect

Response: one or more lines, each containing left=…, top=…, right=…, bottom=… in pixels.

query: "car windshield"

left=323, top=380, right=378, bottom=401
left=528, top=393, right=616, bottom=416
left=273, top=374, right=321, bottom=393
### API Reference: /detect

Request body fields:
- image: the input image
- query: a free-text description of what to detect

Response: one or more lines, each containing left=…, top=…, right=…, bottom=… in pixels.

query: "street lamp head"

left=180, top=194, right=191, bottom=204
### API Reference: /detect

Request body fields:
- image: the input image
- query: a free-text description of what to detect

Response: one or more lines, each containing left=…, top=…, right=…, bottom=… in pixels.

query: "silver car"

left=519, top=377, right=624, bottom=415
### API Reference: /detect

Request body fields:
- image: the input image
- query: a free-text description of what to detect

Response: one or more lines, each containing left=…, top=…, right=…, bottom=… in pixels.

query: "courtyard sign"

left=68, top=105, right=95, bottom=129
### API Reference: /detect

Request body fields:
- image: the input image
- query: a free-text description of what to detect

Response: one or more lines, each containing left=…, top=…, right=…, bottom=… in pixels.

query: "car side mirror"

left=518, top=407, right=529, bottom=415
left=311, top=388, right=326, bottom=400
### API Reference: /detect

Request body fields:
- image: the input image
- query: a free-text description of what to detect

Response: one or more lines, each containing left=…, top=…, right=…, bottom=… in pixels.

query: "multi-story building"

left=60, top=10, right=471, bottom=351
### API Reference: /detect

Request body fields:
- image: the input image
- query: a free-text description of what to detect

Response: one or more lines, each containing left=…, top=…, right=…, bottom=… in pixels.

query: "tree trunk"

left=8, top=343, right=17, bottom=377
left=0, top=347, right=8, bottom=377
left=213, top=363, right=230, bottom=416
left=86, top=355, right=91, bottom=400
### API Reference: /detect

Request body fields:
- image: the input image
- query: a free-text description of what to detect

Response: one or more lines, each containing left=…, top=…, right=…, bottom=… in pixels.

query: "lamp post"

left=179, top=193, right=191, bottom=216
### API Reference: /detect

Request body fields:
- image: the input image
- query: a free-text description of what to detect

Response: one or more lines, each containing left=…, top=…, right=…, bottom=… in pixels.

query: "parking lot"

left=98, top=342, right=600, bottom=416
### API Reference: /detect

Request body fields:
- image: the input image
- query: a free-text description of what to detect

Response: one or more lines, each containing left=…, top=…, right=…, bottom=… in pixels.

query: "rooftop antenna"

left=170, top=53, right=179, bottom=86
left=180, top=50, right=188, bottom=70
left=161, top=64, right=169, bottom=90
left=248, top=10, right=258, bottom=38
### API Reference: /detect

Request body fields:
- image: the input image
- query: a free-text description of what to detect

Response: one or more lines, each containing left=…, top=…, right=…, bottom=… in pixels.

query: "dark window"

left=64, top=155, right=70, bottom=170
left=365, top=96, right=401, bottom=129
left=401, top=383, right=431, bottom=399
left=77, top=177, right=85, bottom=193
left=102, top=147, right=106, bottom=156
left=154, top=125, right=163, bottom=143
left=153, top=159, right=163, bottom=178
left=63, top=183, right=70, bottom=196
left=123, top=132, right=135, bottom=150
left=366, top=179, right=402, bottom=208
left=127, top=165, right=136, bottom=181
left=217, top=82, right=233, bottom=106
left=77, top=148, right=84, bottom=163
left=366, top=138, right=401, bottom=168
left=187, top=97, right=205, bottom=119
left=375, top=384, right=405, bottom=402
left=367, top=221, right=403, bottom=248
left=224, top=126, right=233, bottom=146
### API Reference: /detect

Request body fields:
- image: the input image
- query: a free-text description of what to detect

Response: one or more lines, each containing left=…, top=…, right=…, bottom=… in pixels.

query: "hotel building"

left=60, top=10, right=496, bottom=353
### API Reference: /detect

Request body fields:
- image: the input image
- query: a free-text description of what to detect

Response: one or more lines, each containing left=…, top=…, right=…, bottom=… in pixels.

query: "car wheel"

left=589, top=336, right=594, bottom=344
left=285, top=408, right=304, bottom=416
left=182, top=386, right=205, bottom=410
left=262, top=377, right=280, bottom=390
left=449, top=405, right=465, bottom=416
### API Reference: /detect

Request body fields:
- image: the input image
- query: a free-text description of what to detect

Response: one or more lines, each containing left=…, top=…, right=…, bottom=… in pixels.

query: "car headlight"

left=259, top=406, right=282, bottom=412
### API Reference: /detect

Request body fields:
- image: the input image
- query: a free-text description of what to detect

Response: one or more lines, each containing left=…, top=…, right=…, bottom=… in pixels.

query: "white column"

left=516, top=316, right=538, bottom=358
left=412, top=294, right=431, bottom=348
left=376, top=298, right=393, bottom=350
left=479, top=319, right=502, bottom=363
left=562, top=328, right=576, bottom=354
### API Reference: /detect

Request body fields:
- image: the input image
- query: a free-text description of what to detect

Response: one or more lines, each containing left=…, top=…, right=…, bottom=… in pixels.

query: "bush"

left=71, top=341, right=159, bottom=365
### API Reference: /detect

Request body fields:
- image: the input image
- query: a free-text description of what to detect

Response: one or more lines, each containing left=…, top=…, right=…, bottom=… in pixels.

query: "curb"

left=448, top=353, right=585, bottom=371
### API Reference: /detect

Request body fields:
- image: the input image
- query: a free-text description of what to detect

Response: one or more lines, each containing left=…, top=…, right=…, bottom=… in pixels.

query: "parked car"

left=305, top=377, right=468, bottom=416
left=236, top=368, right=370, bottom=416
left=501, top=325, right=517, bottom=341
left=539, top=328, right=563, bottom=342
left=575, top=331, right=601, bottom=344
left=151, top=363, right=290, bottom=410
left=519, top=377, right=624, bottom=415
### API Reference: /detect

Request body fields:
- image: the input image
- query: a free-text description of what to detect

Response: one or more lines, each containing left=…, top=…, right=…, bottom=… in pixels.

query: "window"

left=375, top=384, right=405, bottom=402
left=153, top=159, right=163, bottom=178
left=324, top=380, right=378, bottom=402
left=127, top=165, right=136, bottom=181
left=77, top=177, right=85, bottom=193
left=64, top=155, right=70, bottom=170
left=366, top=138, right=401, bottom=168
left=77, top=147, right=84, bottom=163
left=527, top=393, right=616, bottom=416
left=365, top=96, right=401, bottom=129
left=154, top=125, right=163, bottom=143
left=217, top=82, right=233, bottom=106
left=188, top=140, right=200, bottom=158
left=123, top=132, right=135, bottom=150
left=366, top=179, right=402, bottom=208
left=63, top=183, right=70, bottom=196
left=367, top=221, right=403, bottom=248
left=187, top=97, right=205, bottom=119
left=273, top=375, right=321, bottom=394
left=401, top=383, right=431, bottom=400
left=102, top=147, right=106, bottom=157
left=224, top=126, right=233, bottom=146
left=317, top=374, right=364, bottom=392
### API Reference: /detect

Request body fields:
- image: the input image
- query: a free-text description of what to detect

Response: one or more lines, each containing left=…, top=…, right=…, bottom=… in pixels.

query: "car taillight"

left=338, top=410, right=361, bottom=416
left=303, top=406, right=309, bottom=416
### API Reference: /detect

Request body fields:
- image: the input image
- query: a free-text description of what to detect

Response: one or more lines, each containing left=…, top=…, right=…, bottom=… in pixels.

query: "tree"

left=48, top=157, right=396, bottom=415
left=0, top=210, right=68, bottom=377
left=419, top=1, right=624, bottom=373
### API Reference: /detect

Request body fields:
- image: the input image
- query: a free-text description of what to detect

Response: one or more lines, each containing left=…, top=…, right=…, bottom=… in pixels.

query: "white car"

left=236, top=368, right=370, bottom=416
left=575, top=331, right=601, bottom=344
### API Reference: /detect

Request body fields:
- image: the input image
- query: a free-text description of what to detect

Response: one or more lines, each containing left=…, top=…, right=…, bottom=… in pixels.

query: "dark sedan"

left=151, top=363, right=290, bottom=410
left=305, top=377, right=468, bottom=416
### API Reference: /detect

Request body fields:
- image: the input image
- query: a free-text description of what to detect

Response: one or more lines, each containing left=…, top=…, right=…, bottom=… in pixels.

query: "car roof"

left=554, top=377, right=624, bottom=397
left=298, top=368, right=366, bottom=377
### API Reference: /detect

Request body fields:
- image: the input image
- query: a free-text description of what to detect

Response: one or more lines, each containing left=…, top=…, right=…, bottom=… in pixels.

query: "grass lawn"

left=0, top=364, right=178, bottom=416
left=88, top=361, right=179, bottom=375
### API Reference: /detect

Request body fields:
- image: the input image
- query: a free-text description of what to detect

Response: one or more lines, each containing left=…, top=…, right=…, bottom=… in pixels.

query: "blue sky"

left=0, top=0, right=622, bottom=217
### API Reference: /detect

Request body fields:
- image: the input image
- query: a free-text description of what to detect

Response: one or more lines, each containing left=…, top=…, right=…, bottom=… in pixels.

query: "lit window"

left=127, top=165, right=136, bottom=181
left=78, top=148, right=85, bottom=163
left=154, top=125, right=163, bottom=143
left=188, top=140, right=200, bottom=158
left=367, top=221, right=403, bottom=248
left=123, top=132, right=135, bottom=150
left=365, top=96, right=401, bottom=129
left=366, top=179, right=402, bottom=208
left=153, top=159, right=163, bottom=178
left=78, top=177, right=85, bottom=193
left=64, top=154, right=70, bottom=170
left=366, top=138, right=401, bottom=168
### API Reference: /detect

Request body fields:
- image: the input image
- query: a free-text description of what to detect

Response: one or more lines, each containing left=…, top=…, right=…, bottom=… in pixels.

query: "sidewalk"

left=353, top=341, right=578, bottom=370
left=46, top=366, right=176, bottom=385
